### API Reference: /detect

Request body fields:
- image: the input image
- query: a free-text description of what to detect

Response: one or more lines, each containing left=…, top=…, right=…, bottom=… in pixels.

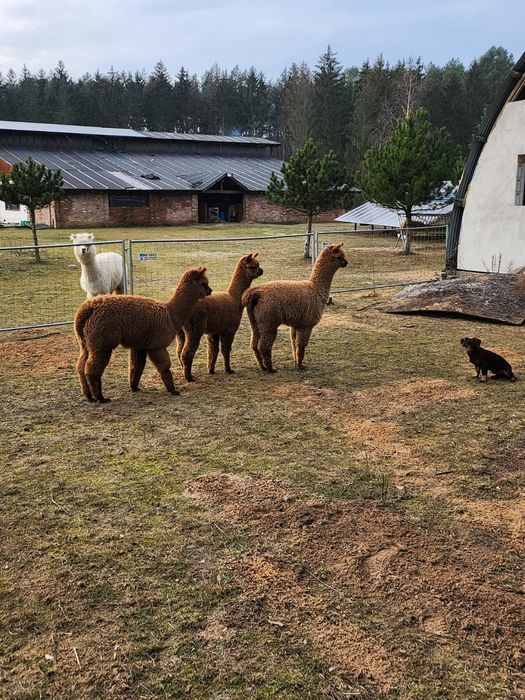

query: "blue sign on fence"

left=138, top=252, right=158, bottom=261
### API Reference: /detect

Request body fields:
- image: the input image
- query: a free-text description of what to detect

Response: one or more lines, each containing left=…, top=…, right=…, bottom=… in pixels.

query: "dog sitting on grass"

left=460, top=337, right=517, bottom=382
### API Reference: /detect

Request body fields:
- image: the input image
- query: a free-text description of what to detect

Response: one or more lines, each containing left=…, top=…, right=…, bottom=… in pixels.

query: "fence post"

left=312, top=231, right=319, bottom=267
left=128, top=240, right=135, bottom=295
left=120, top=240, right=128, bottom=294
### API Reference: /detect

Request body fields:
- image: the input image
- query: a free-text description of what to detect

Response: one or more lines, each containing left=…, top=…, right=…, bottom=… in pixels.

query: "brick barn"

left=0, top=120, right=332, bottom=228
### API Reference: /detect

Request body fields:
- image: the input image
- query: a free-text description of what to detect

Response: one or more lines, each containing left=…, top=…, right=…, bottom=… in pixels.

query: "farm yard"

left=1, top=224, right=525, bottom=699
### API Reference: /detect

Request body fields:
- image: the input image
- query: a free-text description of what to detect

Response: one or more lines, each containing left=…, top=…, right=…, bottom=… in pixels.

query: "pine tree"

left=240, top=67, right=269, bottom=136
left=312, top=47, right=349, bottom=158
left=350, top=56, right=393, bottom=167
left=46, top=61, right=75, bottom=123
left=282, top=63, right=314, bottom=157
left=174, top=67, right=201, bottom=132
left=466, top=47, right=513, bottom=134
left=144, top=61, right=174, bottom=131
left=420, top=60, right=470, bottom=153
left=126, top=71, right=147, bottom=129
left=358, top=108, right=458, bottom=254
left=266, top=139, right=349, bottom=258
left=0, top=157, right=64, bottom=262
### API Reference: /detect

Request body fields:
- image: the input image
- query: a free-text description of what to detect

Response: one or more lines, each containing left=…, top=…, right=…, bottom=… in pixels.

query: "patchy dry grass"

left=1, top=253, right=525, bottom=698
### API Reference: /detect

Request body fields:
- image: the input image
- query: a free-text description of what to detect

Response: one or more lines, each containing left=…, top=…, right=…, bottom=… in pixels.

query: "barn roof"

left=0, top=146, right=282, bottom=192
left=0, top=119, right=279, bottom=146
left=446, top=50, right=525, bottom=271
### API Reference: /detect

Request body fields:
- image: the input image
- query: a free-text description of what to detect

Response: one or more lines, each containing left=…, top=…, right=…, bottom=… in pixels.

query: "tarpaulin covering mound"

left=382, top=273, right=525, bottom=325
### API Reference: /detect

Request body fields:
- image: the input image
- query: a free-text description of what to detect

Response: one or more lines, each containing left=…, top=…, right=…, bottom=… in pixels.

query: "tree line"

left=0, top=46, right=514, bottom=165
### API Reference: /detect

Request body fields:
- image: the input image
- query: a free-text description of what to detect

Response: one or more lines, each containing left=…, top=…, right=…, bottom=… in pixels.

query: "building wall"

left=244, top=193, right=344, bottom=224
left=457, top=100, right=525, bottom=273
left=36, top=191, right=337, bottom=227
left=38, top=191, right=197, bottom=228
left=1, top=200, right=29, bottom=225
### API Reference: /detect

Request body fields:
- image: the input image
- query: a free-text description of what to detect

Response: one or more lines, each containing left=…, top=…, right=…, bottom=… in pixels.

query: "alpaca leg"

left=220, top=333, right=236, bottom=373
left=249, top=323, right=265, bottom=371
left=258, top=327, right=278, bottom=373
left=85, top=349, right=113, bottom=403
left=294, top=327, right=312, bottom=369
left=76, top=347, right=93, bottom=401
left=175, top=330, right=186, bottom=368
left=289, top=327, right=298, bottom=366
left=129, top=349, right=147, bottom=392
left=148, top=348, right=180, bottom=395
left=207, top=333, right=220, bottom=374
left=181, top=333, right=202, bottom=382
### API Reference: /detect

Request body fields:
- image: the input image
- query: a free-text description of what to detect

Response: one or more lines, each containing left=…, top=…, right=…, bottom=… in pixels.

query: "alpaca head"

left=182, top=266, right=213, bottom=299
left=70, top=232, right=96, bottom=263
left=323, top=242, right=348, bottom=268
left=241, top=252, right=264, bottom=281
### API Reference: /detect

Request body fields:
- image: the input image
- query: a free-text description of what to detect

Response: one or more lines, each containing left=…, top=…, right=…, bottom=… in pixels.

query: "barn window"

left=5, top=202, right=20, bottom=211
left=516, top=155, right=525, bottom=205
left=109, top=192, right=149, bottom=208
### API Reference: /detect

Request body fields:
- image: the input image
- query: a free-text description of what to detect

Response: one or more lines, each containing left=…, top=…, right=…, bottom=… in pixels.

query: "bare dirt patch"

left=187, top=472, right=525, bottom=696
left=271, top=381, right=525, bottom=538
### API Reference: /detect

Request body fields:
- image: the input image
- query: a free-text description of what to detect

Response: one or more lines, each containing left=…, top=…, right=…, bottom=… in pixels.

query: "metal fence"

left=0, top=227, right=446, bottom=332
left=0, top=239, right=127, bottom=332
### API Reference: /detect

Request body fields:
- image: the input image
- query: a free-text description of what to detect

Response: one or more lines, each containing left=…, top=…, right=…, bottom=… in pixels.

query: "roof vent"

left=140, top=173, right=160, bottom=180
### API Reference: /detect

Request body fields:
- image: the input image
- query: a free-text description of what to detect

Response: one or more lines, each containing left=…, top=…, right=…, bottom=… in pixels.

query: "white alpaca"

left=70, top=232, right=125, bottom=298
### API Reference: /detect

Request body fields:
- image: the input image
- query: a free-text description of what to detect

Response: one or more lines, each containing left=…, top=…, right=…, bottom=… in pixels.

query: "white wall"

left=457, top=100, right=525, bottom=273
left=0, top=200, right=29, bottom=226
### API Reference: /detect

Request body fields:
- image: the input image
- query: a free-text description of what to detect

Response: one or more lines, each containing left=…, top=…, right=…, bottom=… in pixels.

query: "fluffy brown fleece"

left=176, top=253, right=263, bottom=382
left=241, top=243, right=348, bottom=372
left=74, top=267, right=212, bottom=403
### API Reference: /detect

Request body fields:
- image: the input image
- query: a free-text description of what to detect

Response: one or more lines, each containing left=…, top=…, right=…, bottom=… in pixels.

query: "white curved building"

left=447, top=51, right=525, bottom=274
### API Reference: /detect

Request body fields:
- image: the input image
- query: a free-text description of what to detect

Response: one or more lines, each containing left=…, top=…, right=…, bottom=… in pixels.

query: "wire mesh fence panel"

left=316, top=226, right=447, bottom=293
left=0, top=240, right=126, bottom=331
left=128, top=233, right=314, bottom=300
left=0, top=226, right=447, bottom=332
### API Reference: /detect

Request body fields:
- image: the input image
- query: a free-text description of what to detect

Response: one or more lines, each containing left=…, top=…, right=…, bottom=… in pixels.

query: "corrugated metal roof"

left=0, top=120, right=279, bottom=145
left=335, top=201, right=453, bottom=227
left=335, top=203, right=401, bottom=227
left=0, top=147, right=282, bottom=192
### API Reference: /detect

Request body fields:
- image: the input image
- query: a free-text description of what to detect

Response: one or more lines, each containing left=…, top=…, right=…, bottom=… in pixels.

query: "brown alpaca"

left=242, top=243, right=348, bottom=372
left=176, top=253, right=263, bottom=382
left=74, top=267, right=212, bottom=403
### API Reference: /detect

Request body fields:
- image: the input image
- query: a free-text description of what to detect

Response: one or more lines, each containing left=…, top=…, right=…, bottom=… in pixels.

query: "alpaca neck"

left=227, top=265, right=252, bottom=303
left=80, top=256, right=98, bottom=282
left=309, top=255, right=338, bottom=299
left=166, top=283, right=201, bottom=327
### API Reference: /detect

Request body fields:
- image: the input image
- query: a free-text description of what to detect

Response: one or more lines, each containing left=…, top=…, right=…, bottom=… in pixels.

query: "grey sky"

left=0, top=0, right=522, bottom=79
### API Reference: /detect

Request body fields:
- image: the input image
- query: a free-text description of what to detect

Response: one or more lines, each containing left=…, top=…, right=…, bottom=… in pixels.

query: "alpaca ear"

left=246, top=253, right=253, bottom=262
left=473, top=338, right=482, bottom=347
left=253, top=251, right=259, bottom=258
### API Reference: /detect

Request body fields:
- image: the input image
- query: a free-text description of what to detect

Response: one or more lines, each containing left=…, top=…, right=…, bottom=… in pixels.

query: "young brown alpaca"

left=176, top=253, right=263, bottom=382
left=242, top=243, right=348, bottom=372
left=74, top=267, right=212, bottom=403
